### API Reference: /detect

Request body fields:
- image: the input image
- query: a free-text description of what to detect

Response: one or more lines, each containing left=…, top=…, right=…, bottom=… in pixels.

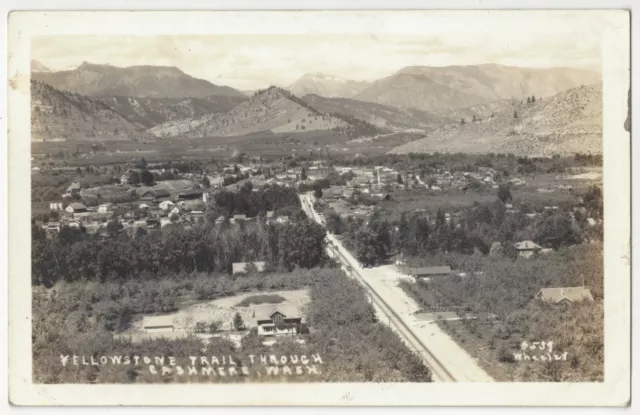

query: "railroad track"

left=300, top=195, right=457, bottom=382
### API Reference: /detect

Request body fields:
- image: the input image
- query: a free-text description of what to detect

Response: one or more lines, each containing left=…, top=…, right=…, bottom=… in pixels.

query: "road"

left=299, top=193, right=494, bottom=383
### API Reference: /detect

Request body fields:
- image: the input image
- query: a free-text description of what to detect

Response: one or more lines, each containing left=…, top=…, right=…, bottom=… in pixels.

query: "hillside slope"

left=149, top=86, right=364, bottom=139
left=31, top=60, right=51, bottom=73
left=390, top=84, right=602, bottom=156
left=31, top=80, right=152, bottom=141
left=302, top=94, right=448, bottom=132
left=355, top=64, right=600, bottom=113
left=93, top=95, right=248, bottom=128
left=288, top=73, right=370, bottom=98
left=32, top=62, right=245, bottom=99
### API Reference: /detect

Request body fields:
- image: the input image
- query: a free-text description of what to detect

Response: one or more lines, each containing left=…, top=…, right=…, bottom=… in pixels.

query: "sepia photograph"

left=7, top=8, right=631, bottom=406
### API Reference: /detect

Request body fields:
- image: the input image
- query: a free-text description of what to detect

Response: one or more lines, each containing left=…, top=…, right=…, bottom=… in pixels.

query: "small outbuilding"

left=142, top=315, right=175, bottom=333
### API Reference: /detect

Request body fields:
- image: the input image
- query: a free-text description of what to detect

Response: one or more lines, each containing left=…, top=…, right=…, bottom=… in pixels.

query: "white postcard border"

left=7, top=10, right=631, bottom=406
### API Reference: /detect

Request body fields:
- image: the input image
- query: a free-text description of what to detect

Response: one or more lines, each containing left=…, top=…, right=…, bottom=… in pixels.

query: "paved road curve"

left=299, top=193, right=495, bottom=383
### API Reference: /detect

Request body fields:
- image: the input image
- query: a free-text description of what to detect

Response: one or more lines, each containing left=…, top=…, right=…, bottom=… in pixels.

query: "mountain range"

left=31, top=62, right=246, bottom=99
left=288, top=73, right=370, bottom=99
left=30, top=61, right=602, bottom=154
left=354, top=64, right=600, bottom=113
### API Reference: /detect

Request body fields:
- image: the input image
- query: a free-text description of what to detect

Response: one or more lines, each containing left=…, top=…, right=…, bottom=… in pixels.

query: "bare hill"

left=390, top=84, right=602, bottom=156
left=32, top=62, right=245, bottom=99
left=355, top=64, right=600, bottom=113
left=288, top=73, right=370, bottom=98
left=93, top=95, right=247, bottom=129
left=302, top=94, right=447, bottom=132
left=148, top=86, right=383, bottom=139
left=31, top=60, right=51, bottom=73
left=31, top=80, right=152, bottom=141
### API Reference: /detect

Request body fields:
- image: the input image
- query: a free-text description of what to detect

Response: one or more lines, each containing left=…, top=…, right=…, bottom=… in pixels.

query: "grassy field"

left=31, top=130, right=397, bottom=167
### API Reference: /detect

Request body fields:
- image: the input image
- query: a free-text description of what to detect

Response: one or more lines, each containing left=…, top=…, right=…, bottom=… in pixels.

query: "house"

left=159, top=200, right=175, bottom=211
left=153, top=189, right=171, bottom=200
left=139, top=190, right=157, bottom=202
left=142, top=315, right=175, bottom=333
left=44, top=221, right=61, bottom=234
left=535, top=287, right=594, bottom=305
left=160, top=218, right=173, bottom=228
left=232, top=261, right=267, bottom=275
left=275, top=216, right=289, bottom=224
left=255, top=305, right=303, bottom=337
left=215, top=215, right=226, bottom=225
left=146, top=217, right=159, bottom=229
left=120, top=174, right=129, bottom=185
left=408, top=266, right=452, bottom=279
left=587, top=218, right=598, bottom=227
left=176, top=189, right=204, bottom=201
left=232, top=214, right=247, bottom=223
left=65, top=202, right=87, bottom=214
left=66, top=182, right=81, bottom=195
left=97, top=203, right=114, bottom=214
left=514, top=240, right=543, bottom=258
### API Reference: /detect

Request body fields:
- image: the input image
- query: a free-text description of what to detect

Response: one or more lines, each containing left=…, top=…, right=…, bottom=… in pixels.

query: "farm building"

left=514, top=240, right=544, bottom=258
left=255, top=305, right=303, bottom=337
left=408, top=266, right=452, bottom=278
left=65, top=202, right=88, bottom=214
left=535, top=287, right=594, bottom=305
left=142, top=315, right=175, bottom=333
left=232, top=261, right=267, bottom=275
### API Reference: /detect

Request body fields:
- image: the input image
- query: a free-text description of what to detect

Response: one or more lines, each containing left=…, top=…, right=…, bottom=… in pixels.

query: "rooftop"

left=536, top=287, right=594, bottom=303
left=409, top=266, right=452, bottom=276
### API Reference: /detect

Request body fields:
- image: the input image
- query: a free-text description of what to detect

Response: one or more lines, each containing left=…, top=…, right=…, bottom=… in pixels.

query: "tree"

left=201, top=176, right=210, bottom=188
left=531, top=95, right=536, bottom=103
left=472, top=115, right=477, bottom=122
left=396, top=174, right=403, bottom=184
left=106, top=219, right=123, bottom=234
left=527, top=97, right=531, bottom=104
left=137, top=157, right=148, bottom=169
left=129, top=171, right=141, bottom=186
left=460, top=118, right=465, bottom=125
left=140, top=169, right=154, bottom=186
left=195, top=321, right=207, bottom=333
left=233, top=313, right=244, bottom=331
left=497, top=184, right=512, bottom=204
left=514, top=110, right=518, bottom=119
left=314, top=187, right=323, bottom=199
left=301, top=167, right=308, bottom=181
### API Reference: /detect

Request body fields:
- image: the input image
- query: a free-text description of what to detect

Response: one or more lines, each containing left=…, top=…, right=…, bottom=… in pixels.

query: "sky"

left=31, top=11, right=604, bottom=90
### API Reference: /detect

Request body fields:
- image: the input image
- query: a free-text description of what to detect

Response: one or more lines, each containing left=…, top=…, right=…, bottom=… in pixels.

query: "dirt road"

left=300, top=193, right=494, bottom=382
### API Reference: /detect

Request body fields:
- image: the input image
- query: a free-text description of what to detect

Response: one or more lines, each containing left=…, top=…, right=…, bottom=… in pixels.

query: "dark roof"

left=409, top=266, right=452, bottom=276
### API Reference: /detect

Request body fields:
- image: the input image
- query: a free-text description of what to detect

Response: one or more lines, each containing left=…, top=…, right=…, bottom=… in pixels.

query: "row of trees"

left=32, top=214, right=328, bottom=287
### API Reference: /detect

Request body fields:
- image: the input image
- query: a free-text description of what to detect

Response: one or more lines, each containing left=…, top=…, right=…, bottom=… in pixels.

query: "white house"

left=142, top=315, right=175, bottom=333
left=65, top=202, right=88, bottom=214
left=255, top=305, right=303, bottom=337
left=159, top=200, right=175, bottom=211
left=97, top=203, right=114, bottom=214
